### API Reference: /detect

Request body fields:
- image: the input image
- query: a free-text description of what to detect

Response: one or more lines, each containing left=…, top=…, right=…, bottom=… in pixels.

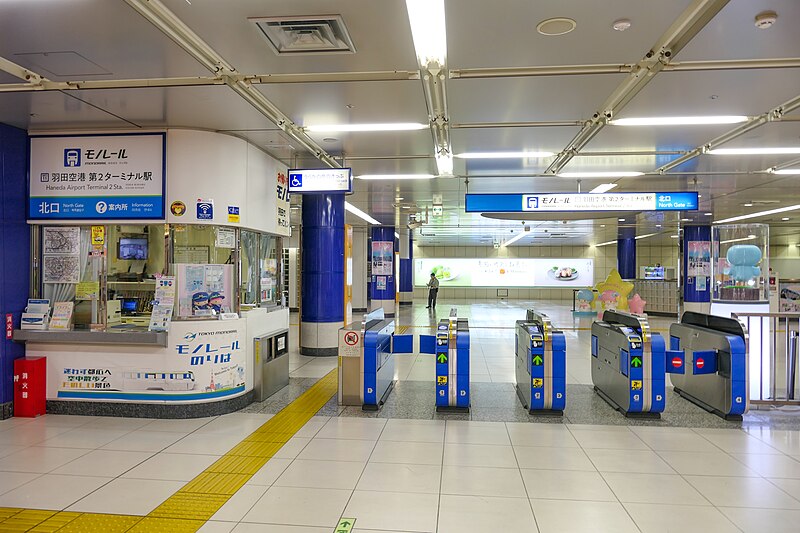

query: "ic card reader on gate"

left=515, top=309, right=566, bottom=415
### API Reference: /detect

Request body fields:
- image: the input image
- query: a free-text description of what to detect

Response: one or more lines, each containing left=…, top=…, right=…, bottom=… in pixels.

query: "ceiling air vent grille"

left=250, top=15, right=356, bottom=55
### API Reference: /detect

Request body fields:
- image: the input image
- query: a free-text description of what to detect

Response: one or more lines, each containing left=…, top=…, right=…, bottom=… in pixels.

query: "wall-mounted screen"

left=414, top=258, right=594, bottom=288
left=643, top=266, right=665, bottom=280
left=118, top=237, right=148, bottom=260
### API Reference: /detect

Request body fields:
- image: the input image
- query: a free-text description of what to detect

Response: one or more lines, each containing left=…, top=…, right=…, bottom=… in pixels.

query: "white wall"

left=412, top=244, right=678, bottom=301
left=771, top=245, right=800, bottom=279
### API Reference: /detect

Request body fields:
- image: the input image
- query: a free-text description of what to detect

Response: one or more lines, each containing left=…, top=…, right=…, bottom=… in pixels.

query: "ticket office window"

left=240, top=231, right=283, bottom=309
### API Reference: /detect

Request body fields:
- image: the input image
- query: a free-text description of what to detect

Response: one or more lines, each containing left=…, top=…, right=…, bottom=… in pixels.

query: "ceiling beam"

left=0, top=56, right=44, bottom=83
left=655, top=92, right=800, bottom=173
left=123, top=0, right=340, bottom=168
left=544, top=0, right=730, bottom=175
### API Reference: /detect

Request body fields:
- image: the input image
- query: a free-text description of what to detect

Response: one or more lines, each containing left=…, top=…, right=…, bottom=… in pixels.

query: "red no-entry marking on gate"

left=672, top=357, right=682, bottom=368
left=696, top=358, right=705, bottom=369
left=345, top=332, right=359, bottom=346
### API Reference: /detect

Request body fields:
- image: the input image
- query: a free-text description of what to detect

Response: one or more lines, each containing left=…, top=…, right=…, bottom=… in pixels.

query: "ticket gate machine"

left=515, top=310, right=566, bottom=415
left=591, top=311, right=666, bottom=418
left=666, top=312, right=749, bottom=421
left=435, top=309, right=470, bottom=412
left=338, top=308, right=395, bottom=411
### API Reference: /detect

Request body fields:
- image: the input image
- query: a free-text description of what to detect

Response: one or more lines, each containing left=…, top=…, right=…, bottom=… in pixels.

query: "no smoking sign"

left=344, top=332, right=359, bottom=346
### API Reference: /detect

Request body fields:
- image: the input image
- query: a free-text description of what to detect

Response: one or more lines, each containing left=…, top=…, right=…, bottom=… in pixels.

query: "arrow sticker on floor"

left=437, top=353, right=448, bottom=364
left=336, top=517, right=356, bottom=533
left=532, top=355, right=543, bottom=366
left=631, top=356, right=642, bottom=368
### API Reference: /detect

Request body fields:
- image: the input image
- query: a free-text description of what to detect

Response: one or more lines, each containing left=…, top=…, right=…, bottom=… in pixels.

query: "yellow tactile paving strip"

left=0, top=369, right=339, bottom=533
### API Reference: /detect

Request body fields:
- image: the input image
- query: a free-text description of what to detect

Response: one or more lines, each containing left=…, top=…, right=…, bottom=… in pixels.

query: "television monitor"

left=121, top=298, right=138, bottom=313
left=644, top=266, right=665, bottom=280
left=118, top=237, right=148, bottom=260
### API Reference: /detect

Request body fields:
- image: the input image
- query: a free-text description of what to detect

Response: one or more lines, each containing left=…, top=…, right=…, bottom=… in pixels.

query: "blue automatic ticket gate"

left=338, top=308, right=395, bottom=411
left=666, top=312, right=749, bottom=420
left=591, top=311, right=666, bottom=418
left=515, top=309, right=566, bottom=415
left=435, top=309, right=470, bottom=412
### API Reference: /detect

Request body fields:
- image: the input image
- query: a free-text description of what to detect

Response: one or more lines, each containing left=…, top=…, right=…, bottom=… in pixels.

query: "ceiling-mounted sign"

left=287, top=168, right=352, bottom=194
left=29, top=133, right=165, bottom=220
left=465, top=192, right=698, bottom=213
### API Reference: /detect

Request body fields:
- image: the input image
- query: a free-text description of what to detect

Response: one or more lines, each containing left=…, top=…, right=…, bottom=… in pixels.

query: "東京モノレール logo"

left=64, top=149, right=81, bottom=167
left=522, top=195, right=539, bottom=210
left=184, top=333, right=198, bottom=341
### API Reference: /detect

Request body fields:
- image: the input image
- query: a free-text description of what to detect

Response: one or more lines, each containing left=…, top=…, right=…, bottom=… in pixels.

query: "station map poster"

left=414, top=258, right=594, bottom=288
left=29, top=133, right=165, bottom=220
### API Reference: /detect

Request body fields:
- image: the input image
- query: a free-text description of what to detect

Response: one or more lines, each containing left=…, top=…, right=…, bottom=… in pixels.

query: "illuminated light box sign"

left=288, top=168, right=352, bottom=194
left=465, top=192, right=698, bottom=213
left=29, top=133, right=166, bottom=220
left=415, top=258, right=594, bottom=288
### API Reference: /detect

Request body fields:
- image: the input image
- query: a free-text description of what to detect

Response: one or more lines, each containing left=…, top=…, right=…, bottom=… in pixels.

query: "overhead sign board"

left=287, top=168, right=352, bottom=194
left=465, top=192, right=698, bottom=213
left=29, top=133, right=166, bottom=220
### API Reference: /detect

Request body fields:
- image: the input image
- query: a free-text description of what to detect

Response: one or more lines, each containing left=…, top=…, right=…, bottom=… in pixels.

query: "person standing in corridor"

left=426, top=272, right=439, bottom=309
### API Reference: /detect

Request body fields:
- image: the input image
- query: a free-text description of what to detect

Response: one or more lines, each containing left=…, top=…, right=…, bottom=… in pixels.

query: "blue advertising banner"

left=465, top=192, right=698, bottom=213
left=28, top=133, right=166, bottom=220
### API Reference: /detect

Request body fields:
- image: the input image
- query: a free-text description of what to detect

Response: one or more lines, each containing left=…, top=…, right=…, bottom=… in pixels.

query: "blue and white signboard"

left=29, top=133, right=166, bottom=220
left=465, top=192, right=698, bottom=213
left=287, top=168, right=352, bottom=194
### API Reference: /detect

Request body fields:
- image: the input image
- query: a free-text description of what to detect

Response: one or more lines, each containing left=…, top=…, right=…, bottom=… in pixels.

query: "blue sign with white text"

left=465, top=192, right=698, bottom=213
left=197, top=201, right=214, bottom=220
left=29, top=196, right=164, bottom=219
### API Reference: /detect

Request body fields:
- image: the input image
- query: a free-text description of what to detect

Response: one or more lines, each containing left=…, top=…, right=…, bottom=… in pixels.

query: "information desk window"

left=29, top=223, right=284, bottom=339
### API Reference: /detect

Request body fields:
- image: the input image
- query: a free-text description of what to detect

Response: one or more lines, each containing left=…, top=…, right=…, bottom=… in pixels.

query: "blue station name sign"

left=465, top=192, right=699, bottom=213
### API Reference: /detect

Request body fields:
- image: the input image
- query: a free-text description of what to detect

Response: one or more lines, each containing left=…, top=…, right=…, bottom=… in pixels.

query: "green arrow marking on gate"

left=437, top=353, right=448, bottom=364
left=532, top=355, right=543, bottom=366
left=335, top=517, right=356, bottom=533
left=631, top=356, right=642, bottom=368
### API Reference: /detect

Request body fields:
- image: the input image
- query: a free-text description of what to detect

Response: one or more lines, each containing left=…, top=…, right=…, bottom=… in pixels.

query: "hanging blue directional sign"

left=465, top=192, right=698, bottom=213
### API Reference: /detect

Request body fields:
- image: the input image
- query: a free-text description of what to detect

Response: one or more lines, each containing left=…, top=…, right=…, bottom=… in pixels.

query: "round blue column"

left=370, top=226, right=396, bottom=316
left=683, top=225, right=712, bottom=304
left=617, top=227, right=637, bottom=280
left=301, top=194, right=345, bottom=356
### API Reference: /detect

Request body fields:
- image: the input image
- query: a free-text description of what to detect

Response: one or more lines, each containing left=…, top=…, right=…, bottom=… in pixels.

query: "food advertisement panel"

left=414, top=258, right=594, bottom=288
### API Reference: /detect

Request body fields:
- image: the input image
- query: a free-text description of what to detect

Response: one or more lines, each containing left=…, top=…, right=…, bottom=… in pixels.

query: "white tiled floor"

left=0, top=301, right=799, bottom=532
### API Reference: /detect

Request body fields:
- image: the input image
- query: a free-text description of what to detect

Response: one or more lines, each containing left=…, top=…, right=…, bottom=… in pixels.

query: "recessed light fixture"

left=618, top=218, right=626, bottom=222
left=589, top=183, right=618, bottom=194
left=455, top=151, right=554, bottom=159
left=345, top=202, right=381, bottom=225
left=537, top=17, right=577, bottom=36
left=610, top=116, right=748, bottom=126
left=357, top=174, right=435, bottom=180
left=322, top=137, right=338, bottom=143
left=395, top=197, right=405, bottom=201
left=406, top=0, right=447, bottom=66
left=715, top=204, right=800, bottom=224
left=656, top=224, right=662, bottom=228
left=600, top=224, right=606, bottom=228
left=671, top=235, right=680, bottom=238
left=681, top=218, right=691, bottom=222
left=743, top=203, right=754, bottom=207
left=773, top=168, right=800, bottom=175
left=612, top=18, right=631, bottom=31
left=558, top=171, right=644, bottom=178
left=782, top=217, right=791, bottom=221
left=305, top=123, right=427, bottom=133
left=708, top=147, right=800, bottom=155
left=704, top=212, right=713, bottom=216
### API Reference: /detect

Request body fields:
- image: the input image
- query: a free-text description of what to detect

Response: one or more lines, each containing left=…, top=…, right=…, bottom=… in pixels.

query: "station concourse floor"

left=1, top=301, right=800, bottom=532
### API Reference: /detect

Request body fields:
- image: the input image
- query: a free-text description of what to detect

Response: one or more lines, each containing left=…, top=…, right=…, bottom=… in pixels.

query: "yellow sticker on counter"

left=75, top=281, right=100, bottom=300
left=631, top=380, right=643, bottom=390
left=437, top=376, right=447, bottom=385
left=532, top=378, right=543, bottom=388
left=91, top=226, right=105, bottom=246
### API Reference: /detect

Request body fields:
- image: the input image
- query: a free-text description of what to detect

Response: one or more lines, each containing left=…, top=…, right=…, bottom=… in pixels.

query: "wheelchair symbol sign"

left=289, top=173, right=303, bottom=188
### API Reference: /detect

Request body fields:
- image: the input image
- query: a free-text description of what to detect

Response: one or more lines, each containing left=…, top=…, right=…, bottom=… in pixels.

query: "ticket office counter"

left=16, top=222, right=287, bottom=417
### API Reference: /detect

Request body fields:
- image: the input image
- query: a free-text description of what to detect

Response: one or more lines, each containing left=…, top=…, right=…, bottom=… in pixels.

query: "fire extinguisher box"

left=14, top=357, right=46, bottom=418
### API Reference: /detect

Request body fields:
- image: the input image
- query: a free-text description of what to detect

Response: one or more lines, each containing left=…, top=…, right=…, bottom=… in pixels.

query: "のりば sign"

left=28, top=133, right=166, bottom=220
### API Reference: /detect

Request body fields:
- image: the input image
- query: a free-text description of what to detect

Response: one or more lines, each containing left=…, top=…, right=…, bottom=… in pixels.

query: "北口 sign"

left=29, top=133, right=165, bottom=220
left=288, top=168, right=352, bottom=194
left=465, top=192, right=698, bottom=213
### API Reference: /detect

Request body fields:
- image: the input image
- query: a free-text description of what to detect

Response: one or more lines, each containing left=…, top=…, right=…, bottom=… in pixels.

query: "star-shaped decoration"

left=595, top=269, right=635, bottom=312
left=628, top=293, right=647, bottom=315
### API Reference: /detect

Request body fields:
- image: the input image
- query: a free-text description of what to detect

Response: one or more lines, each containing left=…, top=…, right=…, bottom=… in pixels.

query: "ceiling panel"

left=0, top=91, right=135, bottom=130
left=447, top=0, right=695, bottom=68
left=0, top=0, right=206, bottom=79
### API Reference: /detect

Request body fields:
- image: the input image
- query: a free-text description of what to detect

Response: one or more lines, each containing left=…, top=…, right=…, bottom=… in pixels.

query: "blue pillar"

left=617, top=227, right=636, bottom=280
left=683, top=225, right=712, bottom=303
left=0, top=123, right=29, bottom=418
left=300, top=194, right=344, bottom=356
left=370, top=226, right=396, bottom=316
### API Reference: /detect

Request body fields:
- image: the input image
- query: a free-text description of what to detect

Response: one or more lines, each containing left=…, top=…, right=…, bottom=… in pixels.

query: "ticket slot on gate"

left=515, top=310, right=566, bottom=416
left=591, top=310, right=666, bottom=419
left=666, top=311, right=748, bottom=421
left=435, top=308, right=470, bottom=413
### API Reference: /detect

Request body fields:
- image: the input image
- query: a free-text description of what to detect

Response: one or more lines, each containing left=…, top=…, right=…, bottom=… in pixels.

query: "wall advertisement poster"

left=371, top=241, right=393, bottom=276
left=414, top=258, right=594, bottom=288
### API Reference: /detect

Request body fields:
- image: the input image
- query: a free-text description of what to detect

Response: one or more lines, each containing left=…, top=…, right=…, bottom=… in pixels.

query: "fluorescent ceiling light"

left=714, top=204, right=800, bottom=224
left=395, top=232, right=400, bottom=239
left=721, top=235, right=757, bottom=244
left=406, top=0, right=447, bottom=66
left=502, top=232, right=528, bottom=247
left=455, top=151, right=554, bottom=159
left=436, top=153, right=453, bottom=175
left=595, top=240, right=617, bottom=247
left=670, top=235, right=679, bottom=238
left=305, top=123, right=427, bottom=133
left=558, top=171, right=644, bottom=178
left=610, top=116, right=748, bottom=126
left=773, top=168, right=800, bottom=175
left=589, top=183, right=617, bottom=194
left=345, top=202, right=381, bottom=225
left=708, top=147, right=800, bottom=155
left=357, top=174, right=434, bottom=180
left=635, top=232, right=660, bottom=240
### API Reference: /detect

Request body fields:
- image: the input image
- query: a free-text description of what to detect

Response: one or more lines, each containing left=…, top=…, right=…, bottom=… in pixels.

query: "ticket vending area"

left=338, top=308, right=395, bottom=411
left=435, top=309, right=470, bottom=413
left=666, top=312, right=749, bottom=421
left=515, top=309, right=566, bottom=415
left=591, top=311, right=666, bottom=418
